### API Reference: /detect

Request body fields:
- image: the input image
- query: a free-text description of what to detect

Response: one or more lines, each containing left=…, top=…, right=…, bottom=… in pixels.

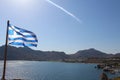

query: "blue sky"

left=0, top=0, right=120, bottom=54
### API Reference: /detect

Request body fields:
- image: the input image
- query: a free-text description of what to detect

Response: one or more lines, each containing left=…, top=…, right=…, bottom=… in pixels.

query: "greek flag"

left=8, top=24, right=38, bottom=47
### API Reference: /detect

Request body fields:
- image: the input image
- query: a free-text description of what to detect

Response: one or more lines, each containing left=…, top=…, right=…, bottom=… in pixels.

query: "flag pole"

left=2, top=20, right=9, bottom=80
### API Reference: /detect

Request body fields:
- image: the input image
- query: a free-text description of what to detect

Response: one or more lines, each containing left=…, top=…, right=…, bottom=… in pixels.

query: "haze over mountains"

left=0, top=46, right=120, bottom=61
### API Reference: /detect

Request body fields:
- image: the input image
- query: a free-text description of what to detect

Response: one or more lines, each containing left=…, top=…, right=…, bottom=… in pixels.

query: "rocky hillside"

left=0, top=46, right=119, bottom=61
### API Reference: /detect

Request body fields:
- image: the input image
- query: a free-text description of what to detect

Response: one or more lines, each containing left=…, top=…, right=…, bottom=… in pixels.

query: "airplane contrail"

left=46, top=0, right=82, bottom=23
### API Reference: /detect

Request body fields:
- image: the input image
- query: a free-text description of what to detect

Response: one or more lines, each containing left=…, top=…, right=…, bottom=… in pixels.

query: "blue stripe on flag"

left=9, top=38, right=38, bottom=42
left=9, top=42, right=37, bottom=47
left=14, top=26, right=34, bottom=33
left=25, top=44, right=37, bottom=47
left=15, top=31, right=37, bottom=38
left=9, top=42, right=25, bottom=46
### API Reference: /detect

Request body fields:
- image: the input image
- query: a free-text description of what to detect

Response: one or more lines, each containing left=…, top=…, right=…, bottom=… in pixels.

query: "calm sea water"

left=0, top=61, right=119, bottom=80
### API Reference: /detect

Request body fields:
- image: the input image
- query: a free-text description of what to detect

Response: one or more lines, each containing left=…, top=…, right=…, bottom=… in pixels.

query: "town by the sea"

left=0, top=61, right=119, bottom=80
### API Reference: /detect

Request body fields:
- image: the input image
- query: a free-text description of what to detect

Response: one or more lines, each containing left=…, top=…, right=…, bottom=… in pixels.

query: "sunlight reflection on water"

left=0, top=61, right=119, bottom=80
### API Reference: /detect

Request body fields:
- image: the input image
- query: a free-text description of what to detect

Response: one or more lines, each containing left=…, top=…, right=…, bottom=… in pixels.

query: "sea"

left=0, top=61, right=119, bottom=80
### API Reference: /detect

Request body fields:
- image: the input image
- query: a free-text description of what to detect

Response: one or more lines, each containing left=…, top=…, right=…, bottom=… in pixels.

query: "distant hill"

left=0, top=46, right=119, bottom=61
left=113, top=53, right=120, bottom=57
left=72, top=48, right=108, bottom=58
left=0, top=46, right=68, bottom=61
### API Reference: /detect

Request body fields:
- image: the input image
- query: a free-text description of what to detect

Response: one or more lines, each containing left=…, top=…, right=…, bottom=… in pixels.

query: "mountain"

left=72, top=48, right=108, bottom=58
left=0, top=46, right=68, bottom=61
left=113, top=53, right=120, bottom=57
left=0, top=46, right=119, bottom=61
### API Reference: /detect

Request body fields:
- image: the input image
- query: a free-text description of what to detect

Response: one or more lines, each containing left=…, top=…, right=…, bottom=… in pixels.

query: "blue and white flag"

left=8, top=24, right=38, bottom=47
